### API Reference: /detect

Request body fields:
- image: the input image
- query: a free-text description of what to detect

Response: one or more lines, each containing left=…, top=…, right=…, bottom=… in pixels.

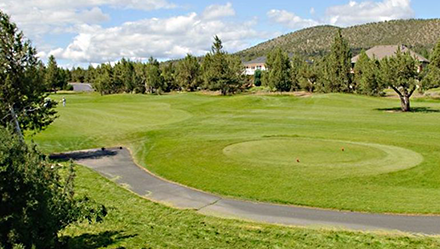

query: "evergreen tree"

left=324, top=29, right=352, bottom=93
left=263, top=48, right=292, bottom=91
left=114, top=58, right=136, bottom=93
left=254, top=69, right=262, bottom=86
left=161, top=62, right=177, bottom=92
left=290, top=54, right=303, bottom=91
left=201, top=36, right=243, bottom=95
left=93, top=64, right=118, bottom=95
left=0, top=128, right=106, bottom=248
left=299, top=61, right=318, bottom=92
left=381, top=48, right=419, bottom=112
left=133, top=62, right=147, bottom=93
left=176, top=54, right=201, bottom=91
left=145, top=57, right=165, bottom=94
left=0, top=10, right=57, bottom=134
left=354, top=51, right=383, bottom=96
left=422, top=39, right=440, bottom=89
left=45, top=55, right=67, bottom=90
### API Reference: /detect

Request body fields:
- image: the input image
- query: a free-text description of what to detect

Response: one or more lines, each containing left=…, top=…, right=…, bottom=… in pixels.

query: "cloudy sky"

left=0, top=0, right=438, bottom=67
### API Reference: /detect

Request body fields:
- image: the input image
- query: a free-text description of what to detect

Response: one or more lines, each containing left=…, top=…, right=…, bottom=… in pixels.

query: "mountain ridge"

left=237, top=19, right=440, bottom=61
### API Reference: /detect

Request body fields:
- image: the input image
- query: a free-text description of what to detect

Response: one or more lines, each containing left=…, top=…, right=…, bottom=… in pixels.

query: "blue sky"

left=1, top=0, right=438, bottom=67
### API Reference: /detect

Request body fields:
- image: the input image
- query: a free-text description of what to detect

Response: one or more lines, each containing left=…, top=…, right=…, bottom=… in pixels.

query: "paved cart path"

left=51, top=147, right=440, bottom=235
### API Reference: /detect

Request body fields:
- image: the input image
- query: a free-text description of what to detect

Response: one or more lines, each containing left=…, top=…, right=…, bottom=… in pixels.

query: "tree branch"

left=390, top=85, right=403, bottom=98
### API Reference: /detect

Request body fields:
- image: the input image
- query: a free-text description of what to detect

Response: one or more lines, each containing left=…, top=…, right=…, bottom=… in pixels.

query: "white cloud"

left=49, top=9, right=266, bottom=63
left=325, top=0, right=414, bottom=26
left=267, top=9, right=320, bottom=29
left=202, top=2, right=235, bottom=20
left=0, top=0, right=176, bottom=38
left=267, top=0, right=414, bottom=29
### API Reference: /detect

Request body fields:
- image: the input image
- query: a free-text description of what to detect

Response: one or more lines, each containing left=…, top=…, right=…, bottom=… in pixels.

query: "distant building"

left=351, top=45, right=430, bottom=72
left=243, top=56, right=267, bottom=75
left=68, top=82, right=94, bottom=92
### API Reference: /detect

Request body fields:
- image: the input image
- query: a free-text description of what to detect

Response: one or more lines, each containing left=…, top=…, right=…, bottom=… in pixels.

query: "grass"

left=61, top=165, right=440, bottom=248
left=34, top=92, right=440, bottom=214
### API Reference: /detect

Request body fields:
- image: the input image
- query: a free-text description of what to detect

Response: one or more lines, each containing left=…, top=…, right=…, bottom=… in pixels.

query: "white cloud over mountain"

left=268, top=0, right=414, bottom=29
left=326, top=0, right=414, bottom=26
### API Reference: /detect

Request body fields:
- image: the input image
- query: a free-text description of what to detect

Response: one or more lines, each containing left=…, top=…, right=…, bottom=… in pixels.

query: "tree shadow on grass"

left=376, top=107, right=440, bottom=113
left=58, top=230, right=137, bottom=249
left=49, top=148, right=119, bottom=162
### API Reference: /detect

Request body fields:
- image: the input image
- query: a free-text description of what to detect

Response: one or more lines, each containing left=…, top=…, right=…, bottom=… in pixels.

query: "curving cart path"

left=51, top=147, right=440, bottom=235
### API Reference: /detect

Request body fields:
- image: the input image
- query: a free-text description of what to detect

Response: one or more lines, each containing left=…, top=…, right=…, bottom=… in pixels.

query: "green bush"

left=0, top=128, right=106, bottom=248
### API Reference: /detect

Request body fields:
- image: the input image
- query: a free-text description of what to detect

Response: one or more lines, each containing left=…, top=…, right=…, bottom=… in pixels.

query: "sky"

left=1, top=0, right=439, bottom=67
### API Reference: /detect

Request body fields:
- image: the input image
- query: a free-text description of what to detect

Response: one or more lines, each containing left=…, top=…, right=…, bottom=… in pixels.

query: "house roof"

left=351, top=45, right=430, bottom=63
left=243, top=56, right=266, bottom=65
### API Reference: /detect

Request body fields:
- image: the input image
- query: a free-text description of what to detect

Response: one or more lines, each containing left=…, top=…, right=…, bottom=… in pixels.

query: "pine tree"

left=263, top=48, right=292, bottom=91
left=422, top=39, right=440, bottom=89
left=161, top=62, right=177, bottom=92
left=176, top=54, right=201, bottom=91
left=299, top=61, right=318, bottom=92
left=45, top=55, right=67, bottom=90
left=145, top=57, right=165, bottom=94
left=354, top=51, right=383, bottom=96
left=324, top=29, right=352, bottom=93
left=201, top=36, right=243, bottom=95
left=0, top=10, right=57, bottom=134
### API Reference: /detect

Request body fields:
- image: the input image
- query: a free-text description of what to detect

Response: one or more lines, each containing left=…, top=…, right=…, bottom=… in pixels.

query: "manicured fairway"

left=59, top=165, right=440, bottom=248
left=34, top=92, right=440, bottom=213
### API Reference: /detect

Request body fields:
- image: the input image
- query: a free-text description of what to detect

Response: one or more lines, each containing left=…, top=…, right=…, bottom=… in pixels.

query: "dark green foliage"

left=254, top=69, right=262, bottom=86
left=0, top=10, right=57, bottom=134
left=45, top=55, right=67, bottom=91
left=238, top=19, right=440, bottom=60
left=93, top=64, right=119, bottom=95
left=161, top=62, right=178, bottom=92
left=299, top=61, right=318, bottom=92
left=422, top=39, right=440, bottom=89
left=381, top=48, right=419, bottom=111
left=0, top=128, right=106, bottom=248
left=320, top=29, right=352, bottom=93
left=354, top=51, right=383, bottom=96
left=290, top=54, right=303, bottom=91
left=114, top=58, right=136, bottom=93
left=263, top=48, right=292, bottom=91
left=176, top=54, right=201, bottom=91
left=70, top=67, right=86, bottom=83
left=145, top=57, right=165, bottom=94
left=202, top=36, right=244, bottom=95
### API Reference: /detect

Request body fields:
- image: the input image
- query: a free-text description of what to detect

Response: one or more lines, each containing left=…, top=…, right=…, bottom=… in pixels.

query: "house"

left=351, top=45, right=430, bottom=72
left=243, top=56, right=267, bottom=75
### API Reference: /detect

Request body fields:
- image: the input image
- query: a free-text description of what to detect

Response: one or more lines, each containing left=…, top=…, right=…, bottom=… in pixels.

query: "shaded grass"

left=34, top=92, right=440, bottom=213
left=61, top=166, right=440, bottom=248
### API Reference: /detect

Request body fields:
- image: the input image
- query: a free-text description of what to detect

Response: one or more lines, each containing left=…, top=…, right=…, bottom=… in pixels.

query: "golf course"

left=34, top=92, right=440, bottom=214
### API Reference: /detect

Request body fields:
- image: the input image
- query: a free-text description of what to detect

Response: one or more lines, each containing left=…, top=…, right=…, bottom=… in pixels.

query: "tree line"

left=66, top=30, right=440, bottom=111
left=258, top=29, right=440, bottom=111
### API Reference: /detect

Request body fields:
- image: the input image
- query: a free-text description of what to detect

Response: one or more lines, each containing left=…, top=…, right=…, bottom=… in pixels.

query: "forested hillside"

left=238, top=19, right=440, bottom=60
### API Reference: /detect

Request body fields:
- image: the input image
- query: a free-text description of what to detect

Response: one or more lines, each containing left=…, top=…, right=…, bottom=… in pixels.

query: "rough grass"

left=60, top=165, right=440, bottom=248
left=34, top=92, right=440, bottom=213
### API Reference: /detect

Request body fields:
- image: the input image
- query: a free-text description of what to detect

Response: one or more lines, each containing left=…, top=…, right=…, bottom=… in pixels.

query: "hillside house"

left=351, top=45, right=430, bottom=72
left=243, top=56, right=267, bottom=75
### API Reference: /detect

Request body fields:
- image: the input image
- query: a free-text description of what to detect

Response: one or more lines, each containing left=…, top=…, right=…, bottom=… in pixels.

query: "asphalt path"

left=51, top=147, right=440, bottom=235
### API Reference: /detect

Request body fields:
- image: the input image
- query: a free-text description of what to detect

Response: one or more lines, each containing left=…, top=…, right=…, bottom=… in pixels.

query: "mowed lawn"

left=34, top=92, right=440, bottom=214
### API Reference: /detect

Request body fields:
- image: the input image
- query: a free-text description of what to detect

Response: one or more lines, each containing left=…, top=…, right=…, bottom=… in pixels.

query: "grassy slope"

left=237, top=19, right=440, bottom=60
left=62, top=165, right=440, bottom=248
left=34, top=93, right=440, bottom=213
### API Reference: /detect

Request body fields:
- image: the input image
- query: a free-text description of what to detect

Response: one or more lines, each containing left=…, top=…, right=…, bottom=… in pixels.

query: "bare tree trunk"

left=400, top=96, right=411, bottom=112
left=9, top=105, right=24, bottom=141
